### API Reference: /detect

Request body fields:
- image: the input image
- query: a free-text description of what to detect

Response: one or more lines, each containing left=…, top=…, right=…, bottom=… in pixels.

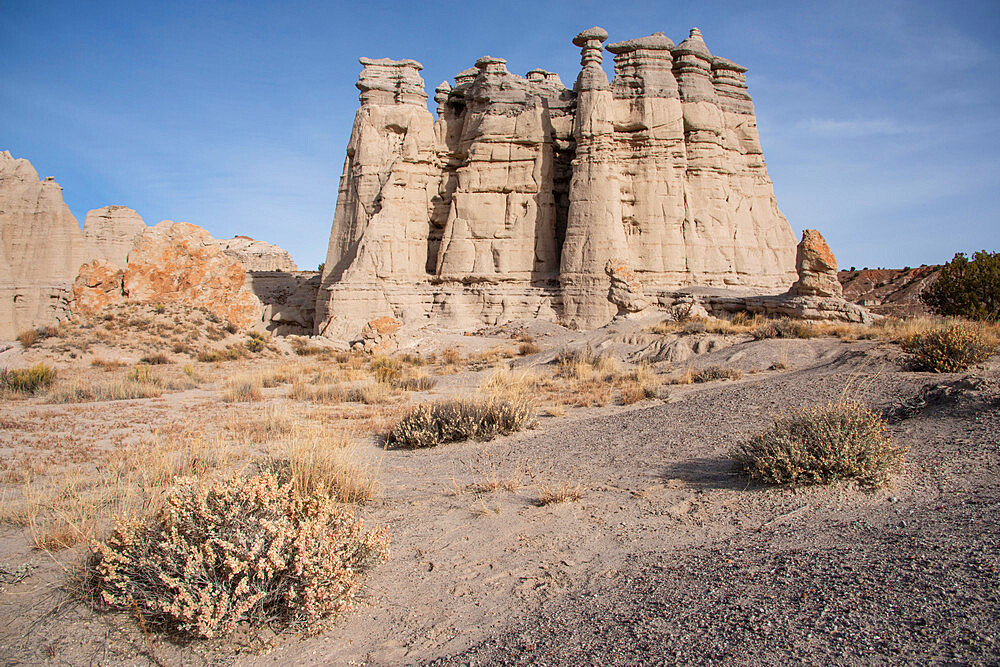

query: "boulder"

left=605, top=258, right=651, bottom=316
left=355, top=316, right=402, bottom=354
left=123, top=221, right=264, bottom=328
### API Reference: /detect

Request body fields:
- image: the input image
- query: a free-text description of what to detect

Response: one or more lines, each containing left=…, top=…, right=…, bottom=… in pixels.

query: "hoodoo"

left=314, top=26, right=800, bottom=336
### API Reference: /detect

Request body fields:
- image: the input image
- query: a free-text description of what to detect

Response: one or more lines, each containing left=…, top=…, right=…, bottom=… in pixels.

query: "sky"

left=1, top=0, right=998, bottom=271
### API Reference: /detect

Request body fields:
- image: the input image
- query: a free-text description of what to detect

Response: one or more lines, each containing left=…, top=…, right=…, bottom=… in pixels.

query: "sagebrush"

left=386, top=398, right=536, bottom=449
left=0, top=363, right=55, bottom=394
left=84, top=471, right=389, bottom=639
left=731, top=401, right=906, bottom=488
left=900, top=324, right=996, bottom=372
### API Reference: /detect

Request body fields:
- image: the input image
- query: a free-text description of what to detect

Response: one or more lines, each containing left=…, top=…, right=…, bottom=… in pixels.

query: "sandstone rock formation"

left=790, top=229, right=842, bottom=298
left=82, top=205, right=146, bottom=268
left=123, top=222, right=264, bottom=328
left=72, top=259, right=124, bottom=316
left=605, top=258, right=651, bottom=317
left=317, top=26, right=798, bottom=339
left=355, top=316, right=402, bottom=353
left=676, top=230, right=875, bottom=324
left=211, top=235, right=298, bottom=272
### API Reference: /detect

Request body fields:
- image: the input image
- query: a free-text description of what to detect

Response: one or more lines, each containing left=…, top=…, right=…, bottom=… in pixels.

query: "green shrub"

left=900, top=324, right=997, bottom=372
left=386, top=398, right=536, bottom=449
left=84, top=471, right=389, bottom=639
left=920, top=251, right=1000, bottom=321
left=0, top=363, right=56, bottom=394
left=246, top=331, right=267, bottom=353
left=731, top=401, right=905, bottom=488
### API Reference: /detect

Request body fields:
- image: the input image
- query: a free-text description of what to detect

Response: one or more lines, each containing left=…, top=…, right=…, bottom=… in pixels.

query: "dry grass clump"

left=47, top=375, right=164, bottom=403
left=222, top=374, right=264, bottom=402
left=518, top=341, right=541, bottom=356
left=266, top=430, right=380, bottom=505
left=899, top=323, right=997, bottom=372
left=537, top=481, right=583, bottom=506
left=342, top=382, right=400, bottom=405
left=386, top=398, right=536, bottom=449
left=91, top=357, right=127, bottom=371
left=670, top=365, right=744, bottom=385
left=289, top=338, right=331, bottom=356
left=480, top=367, right=542, bottom=401
left=555, top=347, right=619, bottom=382
left=0, top=363, right=56, bottom=394
left=139, top=353, right=171, bottom=365
left=731, top=401, right=906, bottom=488
left=16, top=328, right=39, bottom=348
left=751, top=318, right=820, bottom=340
left=83, top=470, right=390, bottom=639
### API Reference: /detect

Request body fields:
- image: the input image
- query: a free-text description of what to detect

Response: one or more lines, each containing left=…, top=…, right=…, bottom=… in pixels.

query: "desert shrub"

left=692, top=365, right=743, bottom=383
left=537, top=481, right=583, bottom=506
left=370, top=355, right=402, bottom=383
left=246, top=331, right=267, bottom=353
left=920, top=251, right=1000, bottom=321
left=900, top=324, right=997, bottom=372
left=47, top=377, right=163, bottom=403
left=518, top=341, right=541, bottom=356
left=731, top=401, right=906, bottom=488
left=394, top=374, right=437, bottom=391
left=197, top=344, right=249, bottom=362
left=84, top=471, right=389, bottom=639
left=126, top=364, right=158, bottom=384
left=386, top=398, right=536, bottom=449
left=751, top=318, right=818, bottom=340
left=341, top=382, right=398, bottom=405
left=0, top=363, right=56, bottom=394
left=16, top=329, right=38, bottom=348
left=139, top=353, right=170, bottom=365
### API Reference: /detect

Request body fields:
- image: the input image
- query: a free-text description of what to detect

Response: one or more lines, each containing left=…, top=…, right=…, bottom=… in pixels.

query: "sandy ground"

left=0, top=320, right=997, bottom=665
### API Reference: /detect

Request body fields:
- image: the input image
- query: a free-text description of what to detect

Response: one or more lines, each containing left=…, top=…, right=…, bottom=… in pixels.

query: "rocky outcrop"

left=82, top=206, right=146, bottom=268
left=790, top=229, right=842, bottom=298
left=355, top=316, right=402, bottom=353
left=123, top=222, right=264, bottom=328
left=839, top=266, right=940, bottom=317
left=317, top=25, right=798, bottom=339
left=606, top=258, right=651, bottom=317
left=245, top=271, right=320, bottom=335
left=72, top=259, right=125, bottom=316
left=673, top=230, right=875, bottom=324
left=212, top=235, right=298, bottom=272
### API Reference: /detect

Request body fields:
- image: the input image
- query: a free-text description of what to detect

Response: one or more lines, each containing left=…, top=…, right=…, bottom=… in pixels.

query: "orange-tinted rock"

left=605, top=258, right=651, bottom=316
left=123, top=221, right=263, bottom=328
left=357, top=316, right=402, bottom=353
left=790, top=229, right=842, bottom=298
left=72, top=259, right=124, bottom=315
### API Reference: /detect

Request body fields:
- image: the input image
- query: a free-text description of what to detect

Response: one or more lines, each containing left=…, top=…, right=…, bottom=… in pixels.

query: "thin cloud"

left=796, top=117, right=922, bottom=137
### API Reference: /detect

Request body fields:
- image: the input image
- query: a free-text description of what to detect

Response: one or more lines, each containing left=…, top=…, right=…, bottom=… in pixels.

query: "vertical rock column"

left=314, top=58, right=442, bottom=337
left=605, top=33, right=689, bottom=287
left=560, top=27, right=629, bottom=328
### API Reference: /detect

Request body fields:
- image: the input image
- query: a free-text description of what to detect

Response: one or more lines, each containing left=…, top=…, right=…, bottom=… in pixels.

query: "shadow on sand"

left=659, top=456, right=755, bottom=491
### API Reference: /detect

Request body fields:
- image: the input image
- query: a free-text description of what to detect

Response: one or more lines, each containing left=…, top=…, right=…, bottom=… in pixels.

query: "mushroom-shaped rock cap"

left=358, top=57, right=424, bottom=70
left=711, top=56, right=747, bottom=73
left=606, top=32, right=675, bottom=54
left=435, top=80, right=452, bottom=92
left=573, top=26, right=609, bottom=46
left=673, top=27, right=712, bottom=58
left=475, top=55, right=507, bottom=67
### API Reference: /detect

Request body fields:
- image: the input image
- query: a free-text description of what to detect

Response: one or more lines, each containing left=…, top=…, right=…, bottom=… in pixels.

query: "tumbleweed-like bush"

left=731, top=401, right=906, bottom=488
left=386, top=398, right=536, bottom=449
left=84, top=471, right=390, bottom=639
left=899, top=323, right=997, bottom=372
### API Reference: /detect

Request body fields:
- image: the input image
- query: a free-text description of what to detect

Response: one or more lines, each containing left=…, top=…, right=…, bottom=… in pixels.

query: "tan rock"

left=316, top=25, right=799, bottom=338
left=123, top=221, right=263, bottom=328
left=356, top=316, right=402, bottom=353
left=211, top=235, right=298, bottom=272
left=605, top=258, right=651, bottom=316
left=790, top=229, right=843, bottom=298
left=0, top=151, right=92, bottom=338
left=82, top=205, right=146, bottom=267
left=72, top=259, right=124, bottom=316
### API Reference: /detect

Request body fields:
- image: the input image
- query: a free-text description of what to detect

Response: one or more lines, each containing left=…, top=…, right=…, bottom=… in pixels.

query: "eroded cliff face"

left=317, top=25, right=798, bottom=337
left=0, top=151, right=94, bottom=338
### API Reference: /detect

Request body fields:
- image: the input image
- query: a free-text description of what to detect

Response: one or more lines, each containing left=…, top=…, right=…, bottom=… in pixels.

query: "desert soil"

left=0, top=321, right=997, bottom=665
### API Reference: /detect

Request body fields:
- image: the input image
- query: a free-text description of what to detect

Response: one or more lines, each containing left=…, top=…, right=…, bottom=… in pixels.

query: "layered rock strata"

left=317, top=26, right=798, bottom=338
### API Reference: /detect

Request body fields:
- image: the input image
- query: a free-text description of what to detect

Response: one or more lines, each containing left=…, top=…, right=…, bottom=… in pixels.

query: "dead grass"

left=537, top=481, right=583, bottom=506
left=221, top=374, right=264, bottom=402
left=669, top=365, right=744, bottom=385
left=47, top=375, right=164, bottom=403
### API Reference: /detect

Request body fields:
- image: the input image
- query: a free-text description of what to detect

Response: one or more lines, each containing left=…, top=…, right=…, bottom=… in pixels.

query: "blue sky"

left=2, top=0, right=998, bottom=270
